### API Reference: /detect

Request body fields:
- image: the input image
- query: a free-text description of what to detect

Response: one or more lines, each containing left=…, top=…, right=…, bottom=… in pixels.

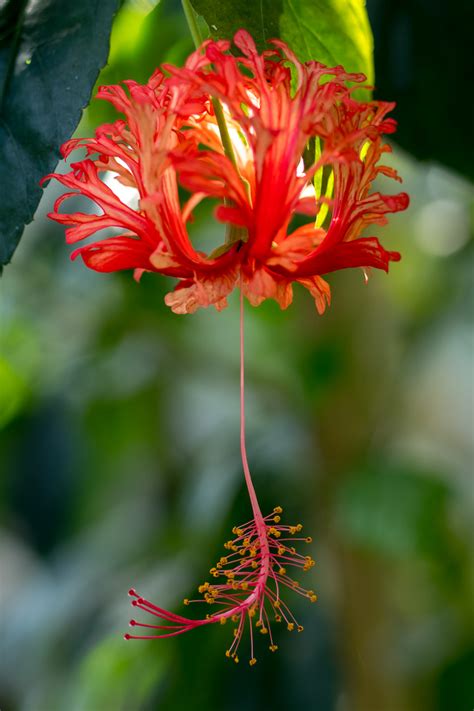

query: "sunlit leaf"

left=190, top=0, right=373, bottom=91
left=280, top=0, right=373, bottom=84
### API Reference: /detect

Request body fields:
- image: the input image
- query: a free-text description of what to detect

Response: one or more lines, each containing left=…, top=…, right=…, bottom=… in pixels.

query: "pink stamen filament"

left=125, top=285, right=316, bottom=659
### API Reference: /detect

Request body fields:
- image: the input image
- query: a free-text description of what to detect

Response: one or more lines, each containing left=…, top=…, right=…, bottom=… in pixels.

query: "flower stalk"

left=181, top=0, right=239, bottom=172
left=124, top=285, right=317, bottom=663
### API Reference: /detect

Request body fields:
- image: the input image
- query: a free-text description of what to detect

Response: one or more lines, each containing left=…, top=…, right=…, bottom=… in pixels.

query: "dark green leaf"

left=190, top=0, right=373, bottom=85
left=0, top=0, right=118, bottom=268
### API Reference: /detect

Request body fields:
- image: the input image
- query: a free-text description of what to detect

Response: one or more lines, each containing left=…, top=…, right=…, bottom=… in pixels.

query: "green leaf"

left=280, top=0, right=373, bottom=83
left=0, top=0, right=118, bottom=268
left=190, top=0, right=373, bottom=88
left=189, top=0, right=283, bottom=53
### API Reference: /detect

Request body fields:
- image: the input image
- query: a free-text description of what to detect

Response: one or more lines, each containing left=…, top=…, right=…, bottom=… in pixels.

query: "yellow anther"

left=241, top=582, right=248, bottom=590
left=273, top=516, right=281, bottom=523
left=296, top=524, right=303, bottom=532
left=297, top=625, right=304, bottom=632
left=183, top=598, right=190, bottom=606
left=273, top=506, right=283, bottom=514
left=234, top=656, right=239, bottom=664
left=243, top=537, right=251, bottom=546
left=249, top=607, right=256, bottom=618
left=278, top=547, right=285, bottom=556
left=305, top=537, right=313, bottom=543
left=269, top=644, right=278, bottom=652
left=249, top=658, right=257, bottom=666
left=249, top=547, right=257, bottom=557
left=274, top=600, right=281, bottom=608
left=290, top=546, right=296, bottom=554
left=275, top=614, right=282, bottom=622
left=212, top=571, right=219, bottom=578
left=278, top=567, right=286, bottom=575
left=226, top=571, right=235, bottom=579
left=225, top=650, right=231, bottom=658
left=255, top=620, right=262, bottom=628
left=251, top=561, right=258, bottom=569
left=231, top=614, right=239, bottom=623
left=220, top=557, right=228, bottom=565
left=260, top=626, right=268, bottom=635
left=287, top=623, right=295, bottom=631
left=268, top=527, right=281, bottom=538
left=289, top=526, right=297, bottom=535
left=233, top=628, right=239, bottom=637
left=292, top=580, right=300, bottom=588
left=310, top=594, right=318, bottom=603
left=232, top=546, right=238, bottom=552
left=231, top=582, right=238, bottom=590
left=220, top=617, right=227, bottom=625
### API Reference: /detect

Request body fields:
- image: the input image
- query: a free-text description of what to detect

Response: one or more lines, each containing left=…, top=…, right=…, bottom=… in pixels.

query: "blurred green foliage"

left=0, top=1, right=473, bottom=711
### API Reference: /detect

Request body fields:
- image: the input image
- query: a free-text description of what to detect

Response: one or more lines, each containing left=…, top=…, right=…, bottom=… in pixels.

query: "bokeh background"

left=1, top=1, right=473, bottom=709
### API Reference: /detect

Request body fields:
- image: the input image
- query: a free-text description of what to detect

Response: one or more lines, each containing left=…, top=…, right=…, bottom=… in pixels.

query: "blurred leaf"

left=0, top=356, right=28, bottom=428
left=435, top=647, right=474, bottom=711
left=190, top=0, right=374, bottom=89
left=334, top=465, right=450, bottom=559
left=69, top=636, right=166, bottom=711
left=0, top=0, right=118, bottom=267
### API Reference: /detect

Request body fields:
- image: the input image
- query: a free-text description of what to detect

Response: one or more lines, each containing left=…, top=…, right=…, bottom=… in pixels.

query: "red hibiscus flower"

left=42, top=30, right=408, bottom=315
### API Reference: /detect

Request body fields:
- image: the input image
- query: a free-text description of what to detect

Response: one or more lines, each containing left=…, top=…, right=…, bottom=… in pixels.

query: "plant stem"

left=181, top=0, right=202, bottom=48
left=181, top=0, right=238, bottom=170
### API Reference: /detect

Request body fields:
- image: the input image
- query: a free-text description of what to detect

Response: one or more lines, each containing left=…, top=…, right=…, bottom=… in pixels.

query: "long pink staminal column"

left=239, top=284, right=272, bottom=600
left=125, top=288, right=317, bottom=663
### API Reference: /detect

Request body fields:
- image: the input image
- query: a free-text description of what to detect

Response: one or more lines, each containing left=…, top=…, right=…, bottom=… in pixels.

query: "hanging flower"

left=41, top=29, right=410, bottom=663
left=42, top=30, right=408, bottom=315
